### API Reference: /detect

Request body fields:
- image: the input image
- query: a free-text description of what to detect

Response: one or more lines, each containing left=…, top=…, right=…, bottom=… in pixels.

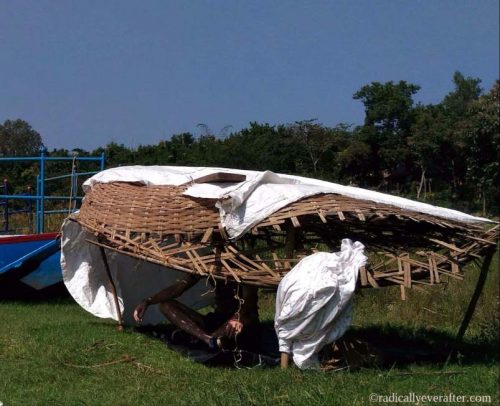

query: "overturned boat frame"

left=74, top=173, right=498, bottom=350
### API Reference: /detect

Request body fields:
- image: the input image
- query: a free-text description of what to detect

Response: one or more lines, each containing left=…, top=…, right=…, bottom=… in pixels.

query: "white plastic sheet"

left=274, top=239, right=367, bottom=369
left=61, top=219, right=214, bottom=325
left=83, top=166, right=492, bottom=241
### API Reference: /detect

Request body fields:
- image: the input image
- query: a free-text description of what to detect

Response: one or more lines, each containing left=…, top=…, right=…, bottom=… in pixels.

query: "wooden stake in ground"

left=99, top=245, right=124, bottom=331
left=445, top=250, right=495, bottom=366
left=456, top=250, right=494, bottom=341
left=280, top=352, right=291, bottom=369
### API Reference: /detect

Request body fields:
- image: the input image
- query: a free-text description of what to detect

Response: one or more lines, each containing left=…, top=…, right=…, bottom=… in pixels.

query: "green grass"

left=0, top=253, right=498, bottom=406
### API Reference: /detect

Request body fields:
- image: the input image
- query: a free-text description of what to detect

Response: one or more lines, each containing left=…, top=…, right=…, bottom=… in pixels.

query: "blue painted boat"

left=0, top=152, right=105, bottom=299
left=0, top=233, right=64, bottom=298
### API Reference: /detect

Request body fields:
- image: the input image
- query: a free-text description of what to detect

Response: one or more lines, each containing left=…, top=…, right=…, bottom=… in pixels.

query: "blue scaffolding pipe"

left=0, top=195, right=83, bottom=201
left=36, top=175, right=40, bottom=233
left=1, top=178, right=8, bottom=232
left=0, top=152, right=105, bottom=233
left=0, top=156, right=106, bottom=162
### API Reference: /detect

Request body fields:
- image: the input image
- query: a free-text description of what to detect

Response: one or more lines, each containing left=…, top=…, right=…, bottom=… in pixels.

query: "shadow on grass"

left=0, top=281, right=70, bottom=303
left=347, top=324, right=499, bottom=368
left=133, top=321, right=499, bottom=369
left=134, top=321, right=281, bottom=368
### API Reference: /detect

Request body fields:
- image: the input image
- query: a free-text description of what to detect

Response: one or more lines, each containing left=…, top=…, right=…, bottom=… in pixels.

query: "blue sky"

left=0, top=0, right=498, bottom=150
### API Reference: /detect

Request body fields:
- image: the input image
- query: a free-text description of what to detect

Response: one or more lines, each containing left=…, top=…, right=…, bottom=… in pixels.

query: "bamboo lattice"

left=76, top=181, right=498, bottom=297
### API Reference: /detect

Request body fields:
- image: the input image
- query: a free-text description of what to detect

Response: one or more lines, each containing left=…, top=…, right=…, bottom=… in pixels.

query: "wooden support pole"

left=280, top=224, right=298, bottom=369
left=284, top=222, right=296, bottom=257
left=445, top=250, right=494, bottom=366
left=455, top=251, right=494, bottom=342
left=99, top=246, right=124, bottom=331
left=280, top=352, right=291, bottom=369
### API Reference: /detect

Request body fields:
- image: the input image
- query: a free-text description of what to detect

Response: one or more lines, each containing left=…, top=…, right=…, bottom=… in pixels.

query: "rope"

left=232, top=284, right=247, bottom=368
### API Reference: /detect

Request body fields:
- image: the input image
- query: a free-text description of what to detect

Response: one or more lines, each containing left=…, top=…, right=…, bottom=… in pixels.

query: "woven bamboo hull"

left=77, top=182, right=498, bottom=295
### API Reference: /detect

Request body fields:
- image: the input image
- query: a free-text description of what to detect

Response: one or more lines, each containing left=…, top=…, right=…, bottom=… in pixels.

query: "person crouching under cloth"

left=133, top=273, right=259, bottom=351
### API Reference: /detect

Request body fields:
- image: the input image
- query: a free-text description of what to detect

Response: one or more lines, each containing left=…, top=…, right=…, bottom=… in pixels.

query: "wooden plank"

left=291, top=216, right=301, bottom=228
left=428, top=257, right=435, bottom=284
left=86, top=239, right=195, bottom=274
left=201, top=227, right=213, bottom=243
left=460, top=233, right=497, bottom=245
left=432, top=256, right=440, bottom=284
left=317, top=211, right=328, bottom=223
left=272, top=252, right=282, bottom=269
left=397, top=257, right=403, bottom=275
left=366, top=269, right=380, bottom=288
left=149, top=239, right=164, bottom=255
left=185, top=250, right=205, bottom=275
left=359, top=266, right=368, bottom=286
left=256, top=219, right=285, bottom=228
left=225, top=256, right=254, bottom=273
left=226, top=245, right=277, bottom=275
left=433, top=268, right=464, bottom=280
left=383, top=275, right=404, bottom=285
left=192, top=172, right=246, bottom=184
left=255, top=255, right=279, bottom=276
left=404, top=261, right=412, bottom=288
left=428, top=238, right=466, bottom=254
left=355, top=210, right=366, bottom=221
left=220, top=259, right=242, bottom=283
left=190, top=249, right=209, bottom=273
left=373, top=270, right=405, bottom=278
left=403, top=257, right=433, bottom=268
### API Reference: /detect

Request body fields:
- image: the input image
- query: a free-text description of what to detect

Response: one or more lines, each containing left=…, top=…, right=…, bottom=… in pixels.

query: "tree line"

left=1, top=72, right=498, bottom=216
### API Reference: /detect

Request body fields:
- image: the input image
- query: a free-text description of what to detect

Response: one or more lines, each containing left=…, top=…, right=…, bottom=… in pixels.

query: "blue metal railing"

left=0, top=150, right=105, bottom=233
left=0, top=179, right=9, bottom=232
left=0, top=181, right=34, bottom=232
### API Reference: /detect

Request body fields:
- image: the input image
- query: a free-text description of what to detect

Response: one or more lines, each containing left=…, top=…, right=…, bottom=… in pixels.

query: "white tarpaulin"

left=61, top=219, right=214, bottom=325
left=274, top=239, right=367, bottom=369
left=83, top=166, right=492, bottom=240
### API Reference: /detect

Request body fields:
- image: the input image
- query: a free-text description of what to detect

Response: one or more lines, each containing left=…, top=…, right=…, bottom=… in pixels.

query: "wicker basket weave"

left=76, top=181, right=498, bottom=294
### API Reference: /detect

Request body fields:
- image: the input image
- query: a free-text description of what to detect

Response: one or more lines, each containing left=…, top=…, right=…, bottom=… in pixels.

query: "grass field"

left=0, top=252, right=498, bottom=405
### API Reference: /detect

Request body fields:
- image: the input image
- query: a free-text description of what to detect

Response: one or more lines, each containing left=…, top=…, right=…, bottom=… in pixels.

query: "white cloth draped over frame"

left=275, top=240, right=367, bottom=369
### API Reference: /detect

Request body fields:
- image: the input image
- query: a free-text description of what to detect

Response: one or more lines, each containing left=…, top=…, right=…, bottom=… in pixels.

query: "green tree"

left=353, top=81, right=421, bottom=189
left=287, top=119, right=346, bottom=176
left=217, top=122, right=297, bottom=172
left=337, top=132, right=372, bottom=186
left=440, top=72, right=483, bottom=192
left=409, top=105, right=450, bottom=198
left=354, top=81, right=420, bottom=131
left=462, top=81, right=499, bottom=214
left=443, top=71, right=482, bottom=117
left=100, top=142, right=135, bottom=167
left=0, top=119, right=44, bottom=156
left=168, top=133, right=195, bottom=164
